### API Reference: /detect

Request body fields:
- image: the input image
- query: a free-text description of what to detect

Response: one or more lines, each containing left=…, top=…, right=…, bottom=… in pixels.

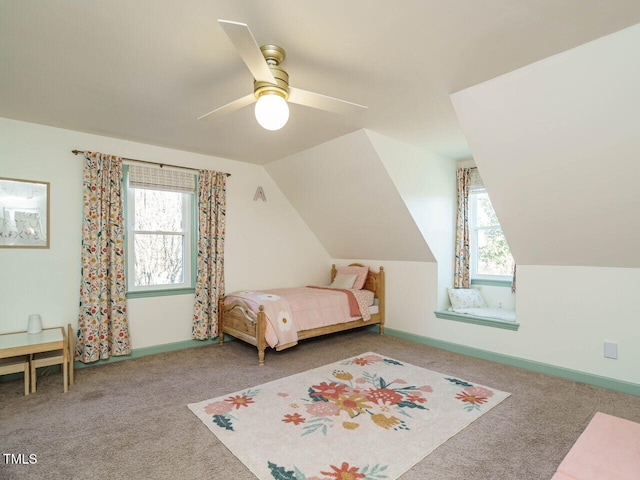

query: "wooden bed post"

left=378, top=266, right=385, bottom=335
left=257, top=305, right=266, bottom=366
left=331, top=264, right=337, bottom=283
left=218, top=297, right=225, bottom=345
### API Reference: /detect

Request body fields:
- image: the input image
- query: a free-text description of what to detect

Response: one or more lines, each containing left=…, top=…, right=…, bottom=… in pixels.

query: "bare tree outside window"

left=131, top=189, right=188, bottom=287
left=472, top=192, right=514, bottom=277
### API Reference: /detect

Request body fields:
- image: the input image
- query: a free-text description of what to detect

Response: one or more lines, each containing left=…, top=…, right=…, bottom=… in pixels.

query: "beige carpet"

left=1, top=330, right=640, bottom=479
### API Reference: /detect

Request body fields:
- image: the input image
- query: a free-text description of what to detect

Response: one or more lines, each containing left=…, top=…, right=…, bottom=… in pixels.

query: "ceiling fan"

left=198, top=20, right=367, bottom=131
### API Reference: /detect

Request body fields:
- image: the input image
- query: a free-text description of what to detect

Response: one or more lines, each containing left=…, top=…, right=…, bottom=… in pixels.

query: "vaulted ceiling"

left=266, top=130, right=437, bottom=262
left=2, top=1, right=640, bottom=164
left=451, top=23, right=640, bottom=268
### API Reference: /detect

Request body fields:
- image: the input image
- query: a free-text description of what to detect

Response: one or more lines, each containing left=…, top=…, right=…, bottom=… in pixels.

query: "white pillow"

left=330, top=273, right=358, bottom=289
left=447, top=288, right=487, bottom=309
left=336, top=266, right=369, bottom=290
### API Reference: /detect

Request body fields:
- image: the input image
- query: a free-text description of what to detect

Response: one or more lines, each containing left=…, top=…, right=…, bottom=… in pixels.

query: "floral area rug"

left=188, top=352, right=510, bottom=480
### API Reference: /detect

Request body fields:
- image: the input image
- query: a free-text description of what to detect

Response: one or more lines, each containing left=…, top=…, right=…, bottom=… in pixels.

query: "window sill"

left=127, top=287, right=195, bottom=299
left=471, top=278, right=513, bottom=288
left=434, top=310, right=520, bottom=331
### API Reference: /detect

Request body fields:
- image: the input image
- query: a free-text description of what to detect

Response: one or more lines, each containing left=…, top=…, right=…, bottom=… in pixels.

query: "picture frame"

left=0, top=177, right=50, bottom=248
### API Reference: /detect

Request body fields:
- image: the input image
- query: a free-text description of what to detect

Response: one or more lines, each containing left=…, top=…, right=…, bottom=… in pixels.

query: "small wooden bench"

left=551, top=412, right=640, bottom=480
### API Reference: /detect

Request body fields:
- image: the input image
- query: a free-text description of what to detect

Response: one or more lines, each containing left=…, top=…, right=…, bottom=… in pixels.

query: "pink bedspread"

left=224, top=287, right=374, bottom=349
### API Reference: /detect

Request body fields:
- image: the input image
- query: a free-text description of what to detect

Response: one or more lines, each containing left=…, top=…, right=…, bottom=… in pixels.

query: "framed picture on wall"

left=0, top=177, right=50, bottom=248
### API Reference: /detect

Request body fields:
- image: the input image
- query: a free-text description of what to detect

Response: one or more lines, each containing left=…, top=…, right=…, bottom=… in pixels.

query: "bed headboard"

left=331, top=263, right=385, bottom=300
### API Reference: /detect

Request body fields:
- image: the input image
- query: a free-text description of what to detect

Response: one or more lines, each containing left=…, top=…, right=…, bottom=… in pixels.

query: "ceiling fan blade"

left=288, top=87, right=367, bottom=116
left=218, top=19, right=276, bottom=84
left=198, top=93, right=256, bottom=120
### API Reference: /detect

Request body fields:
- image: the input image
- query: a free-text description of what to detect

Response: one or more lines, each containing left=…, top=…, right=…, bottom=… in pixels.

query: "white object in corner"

left=27, top=314, right=42, bottom=334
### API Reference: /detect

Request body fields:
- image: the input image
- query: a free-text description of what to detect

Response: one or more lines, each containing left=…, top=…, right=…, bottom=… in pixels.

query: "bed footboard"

left=218, top=298, right=267, bottom=366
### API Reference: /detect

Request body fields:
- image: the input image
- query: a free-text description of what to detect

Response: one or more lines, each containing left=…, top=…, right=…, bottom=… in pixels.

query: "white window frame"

left=468, top=188, right=513, bottom=282
left=125, top=171, right=195, bottom=296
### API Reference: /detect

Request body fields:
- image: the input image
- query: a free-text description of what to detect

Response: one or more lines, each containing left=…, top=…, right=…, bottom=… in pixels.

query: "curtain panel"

left=455, top=167, right=516, bottom=291
left=192, top=170, right=227, bottom=340
left=76, top=152, right=131, bottom=362
left=454, top=168, right=471, bottom=288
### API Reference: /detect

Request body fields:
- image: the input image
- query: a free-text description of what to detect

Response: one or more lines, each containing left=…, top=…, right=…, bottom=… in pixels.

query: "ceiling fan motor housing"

left=254, top=44, right=289, bottom=100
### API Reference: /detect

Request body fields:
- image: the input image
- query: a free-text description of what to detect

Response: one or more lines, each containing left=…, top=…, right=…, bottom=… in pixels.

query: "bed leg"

left=378, top=266, right=385, bottom=336
left=257, top=305, right=266, bottom=366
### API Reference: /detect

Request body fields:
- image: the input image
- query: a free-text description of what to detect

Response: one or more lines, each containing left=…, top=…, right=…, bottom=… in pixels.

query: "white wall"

left=266, top=129, right=453, bottom=331
left=266, top=130, right=435, bottom=262
left=3, top=119, right=637, bottom=387
left=0, top=118, right=330, bottom=348
left=451, top=23, right=640, bottom=269
left=445, top=24, right=640, bottom=384
left=427, top=266, right=640, bottom=384
left=367, top=131, right=456, bottom=309
left=321, top=266, right=640, bottom=387
left=474, top=284, right=516, bottom=310
left=333, top=258, right=439, bottom=338
left=515, top=266, right=640, bottom=382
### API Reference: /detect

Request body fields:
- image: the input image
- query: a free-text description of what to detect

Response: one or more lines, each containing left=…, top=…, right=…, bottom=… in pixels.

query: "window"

left=468, top=189, right=514, bottom=280
left=125, top=165, right=196, bottom=296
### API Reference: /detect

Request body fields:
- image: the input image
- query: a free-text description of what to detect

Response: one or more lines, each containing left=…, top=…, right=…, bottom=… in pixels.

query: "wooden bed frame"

left=218, top=264, right=385, bottom=365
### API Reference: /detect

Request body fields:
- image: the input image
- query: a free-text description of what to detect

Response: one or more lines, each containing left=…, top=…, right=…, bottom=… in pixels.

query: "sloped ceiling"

left=451, top=24, right=640, bottom=268
left=265, top=130, right=435, bottom=262
left=2, top=2, right=640, bottom=163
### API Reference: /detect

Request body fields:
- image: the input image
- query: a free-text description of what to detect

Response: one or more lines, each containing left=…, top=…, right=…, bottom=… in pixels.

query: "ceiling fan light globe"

left=255, top=93, right=289, bottom=131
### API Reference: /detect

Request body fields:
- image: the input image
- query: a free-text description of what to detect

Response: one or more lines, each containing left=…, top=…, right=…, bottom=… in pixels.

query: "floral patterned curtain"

left=454, top=168, right=471, bottom=288
left=77, top=152, right=130, bottom=362
left=192, top=170, right=227, bottom=340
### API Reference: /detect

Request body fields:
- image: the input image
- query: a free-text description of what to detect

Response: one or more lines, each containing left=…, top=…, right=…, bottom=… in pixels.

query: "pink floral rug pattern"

left=188, top=352, right=510, bottom=480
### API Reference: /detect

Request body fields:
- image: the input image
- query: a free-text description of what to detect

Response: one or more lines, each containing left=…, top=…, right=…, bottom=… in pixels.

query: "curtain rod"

left=71, top=150, right=231, bottom=177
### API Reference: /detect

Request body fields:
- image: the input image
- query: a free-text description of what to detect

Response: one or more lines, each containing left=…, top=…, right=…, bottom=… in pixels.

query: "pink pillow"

left=336, top=266, right=368, bottom=290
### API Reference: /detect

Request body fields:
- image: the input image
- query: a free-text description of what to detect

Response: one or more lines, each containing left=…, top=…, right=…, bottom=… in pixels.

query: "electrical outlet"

left=603, top=341, right=618, bottom=359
